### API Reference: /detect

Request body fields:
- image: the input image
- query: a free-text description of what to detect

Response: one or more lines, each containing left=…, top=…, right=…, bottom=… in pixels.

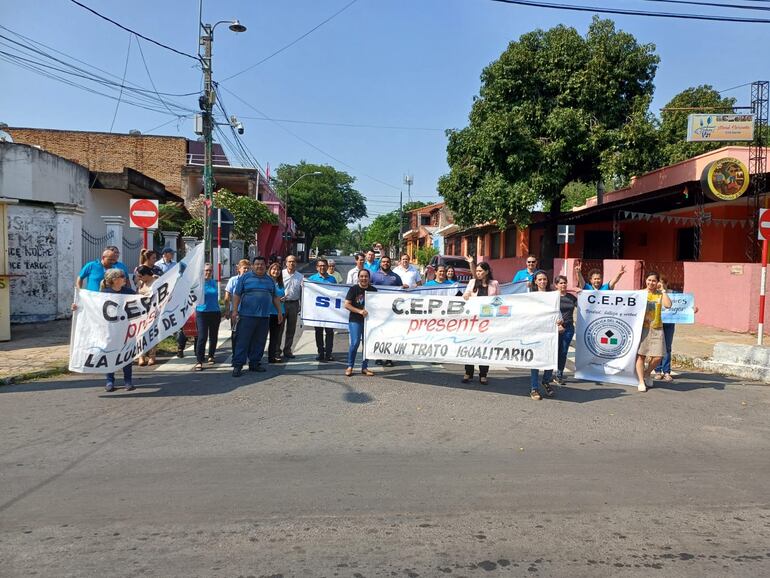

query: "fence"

left=82, top=229, right=114, bottom=264
left=122, top=236, right=144, bottom=269
left=643, top=261, right=685, bottom=292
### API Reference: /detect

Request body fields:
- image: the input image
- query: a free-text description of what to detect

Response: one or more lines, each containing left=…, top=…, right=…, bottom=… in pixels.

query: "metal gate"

left=82, top=229, right=114, bottom=264
left=230, top=240, right=245, bottom=275
left=122, top=236, right=144, bottom=270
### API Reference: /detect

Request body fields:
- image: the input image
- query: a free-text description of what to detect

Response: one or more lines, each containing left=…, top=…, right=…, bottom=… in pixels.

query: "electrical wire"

left=0, top=25, right=199, bottom=97
left=134, top=35, right=180, bottom=118
left=640, top=0, right=770, bottom=10
left=487, top=0, right=770, bottom=23
left=220, top=86, right=402, bottom=191
left=68, top=0, right=199, bottom=60
left=220, top=0, right=360, bottom=82
left=238, top=116, right=444, bottom=132
left=719, top=82, right=754, bottom=93
left=109, top=35, right=132, bottom=132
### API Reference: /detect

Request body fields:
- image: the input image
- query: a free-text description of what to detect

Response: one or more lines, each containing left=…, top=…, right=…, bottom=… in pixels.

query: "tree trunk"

left=541, top=194, right=562, bottom=272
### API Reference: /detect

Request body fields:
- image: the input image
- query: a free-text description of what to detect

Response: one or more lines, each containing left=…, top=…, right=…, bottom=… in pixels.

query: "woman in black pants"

left=267, top=262, right=286, bottom=363
left=194, top=264, right=221, bottom=370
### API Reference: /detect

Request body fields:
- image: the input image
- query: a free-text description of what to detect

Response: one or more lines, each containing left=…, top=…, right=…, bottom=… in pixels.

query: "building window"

left=477, top=235, right=485, bottom=257
left=583, top=231, right=617, bottom=259
left=466, top=236, right=476, bottom=258
left=454, top=237, right=461, bottom=255
left=420, top=214, right=430, bottom=226
left=490, top=232, right=501, bottom=259
left=676, top=227, right=697, bottom=261
left=505, top=226, right=517, bottom=258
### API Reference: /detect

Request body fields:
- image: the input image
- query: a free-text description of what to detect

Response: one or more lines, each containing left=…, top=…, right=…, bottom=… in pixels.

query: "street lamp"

left=284, top=172, right=322, bottom=256
left=199, top=18, right=246, bottom=261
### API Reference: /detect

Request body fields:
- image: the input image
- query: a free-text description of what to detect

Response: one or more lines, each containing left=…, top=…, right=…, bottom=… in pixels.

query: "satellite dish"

left=0, top=130, right=13, bottom=143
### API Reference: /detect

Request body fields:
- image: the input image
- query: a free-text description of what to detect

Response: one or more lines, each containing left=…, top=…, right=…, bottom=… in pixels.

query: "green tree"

left=363, top=201, right=427, bottom=251
left=180, top=189, right=278, bottom=242
left=658, top=85, right=738, bottom=165
left=438, top=17, right=659, bottom=264
left=274, top=161, right=367, bottom=254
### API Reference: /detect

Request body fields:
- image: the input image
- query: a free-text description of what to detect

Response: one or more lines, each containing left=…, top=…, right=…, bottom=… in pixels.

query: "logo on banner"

left=584, top=318, right=634, bottom=359
left=480, top=296, right=512, bottom=318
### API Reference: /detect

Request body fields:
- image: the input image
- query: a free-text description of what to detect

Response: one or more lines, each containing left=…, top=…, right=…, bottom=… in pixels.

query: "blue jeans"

left=107, top=363, right=133, bottom=385
left=530, top=369, right=553, bottom=391
left=347, top=321, right=368, bottom=370
left=557, top=325, right=575, bottom=377
left=655, top=323, right=676, bottom=374
left=232, top=316, right=269, bottom=368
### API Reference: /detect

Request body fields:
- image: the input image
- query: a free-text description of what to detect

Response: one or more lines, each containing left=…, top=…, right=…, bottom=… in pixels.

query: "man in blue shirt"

left=77, top=248, right=121, bottom=291
left=370, top=255, right=404, bottom=367
left=363, top=248, right=381, bottom=274
left=307, top=258, right=338, bottom=362
left=512, top=255, right=538, bottom=286
left=371, top=255, right=405, bottom=288
left=231, top=256, right=283, bottom=377
left=157, top=248, right=177, bottom=274
left=576, top=264, right=627, bottom=290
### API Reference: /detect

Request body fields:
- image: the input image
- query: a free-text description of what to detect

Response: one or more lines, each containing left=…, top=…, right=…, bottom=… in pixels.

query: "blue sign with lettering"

left=661, top=293, right=695, bottom=324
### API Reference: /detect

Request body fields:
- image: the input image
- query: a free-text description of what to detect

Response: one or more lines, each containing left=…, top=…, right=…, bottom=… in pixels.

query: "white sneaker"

left=638, top=383, right=647, bottom=392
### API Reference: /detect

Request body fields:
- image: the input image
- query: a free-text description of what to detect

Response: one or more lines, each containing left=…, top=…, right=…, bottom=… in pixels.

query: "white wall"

left=82, top=187, right=142, bottom=245
left=0, top=143, right=88, bottom=205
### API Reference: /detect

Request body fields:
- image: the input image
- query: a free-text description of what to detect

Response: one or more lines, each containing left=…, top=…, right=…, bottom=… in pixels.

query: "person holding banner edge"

left=193, top=263, right=221, bottom=371
left=267, top=262, right=286, bottom=364
left=231, top=257, right=283, bottom=377
left=528, top=270, right=562, bottom=400
left=344, top=269, right=378, bottom=377
left=636, top=272, right=672, bottom=392
left=462, top=261, right=499, bottom=385
left=308, top=258, right=337, bottom=362
left=555, top=275, right=577, bottom=385
left=371, top=255, right=405, bottom=367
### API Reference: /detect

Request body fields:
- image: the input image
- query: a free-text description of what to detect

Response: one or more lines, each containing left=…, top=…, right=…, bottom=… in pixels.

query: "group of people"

left=75, top=242, right=680, bottom=397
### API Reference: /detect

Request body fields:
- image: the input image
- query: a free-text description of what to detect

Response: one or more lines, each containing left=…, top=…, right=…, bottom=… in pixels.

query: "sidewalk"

left=0, top=320, right=761, bottom=385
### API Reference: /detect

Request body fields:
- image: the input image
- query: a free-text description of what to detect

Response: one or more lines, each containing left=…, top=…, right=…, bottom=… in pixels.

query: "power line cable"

left=718, top=82, right=754, bottom=93
left=487, top=0, right=770, bottom=23
left=109, top=34, right=132, bottom=132
left=221, top=0, right=360, bottom=82
left=0, top=25, right=199, bottom=97
left=238, top=115, right=445, bottom=132
left=640, top=0, right=770, bottom=10
left=220, top=86, right=402, bottom=191
left=134, top=35, right=180, bottom=118
left=68, top=0, right=199, bottom=60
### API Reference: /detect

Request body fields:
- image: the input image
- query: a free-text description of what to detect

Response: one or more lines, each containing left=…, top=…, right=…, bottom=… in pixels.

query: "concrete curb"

left=0, top=363, right=71, bottom=385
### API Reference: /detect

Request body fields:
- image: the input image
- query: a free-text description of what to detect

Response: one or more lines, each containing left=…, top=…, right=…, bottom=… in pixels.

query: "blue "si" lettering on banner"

left=315, top=296, right=343, bottom=309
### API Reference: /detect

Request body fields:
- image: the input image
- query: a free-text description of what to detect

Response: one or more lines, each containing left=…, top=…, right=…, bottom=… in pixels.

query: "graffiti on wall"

left=7, top=205, right=57, bottom=320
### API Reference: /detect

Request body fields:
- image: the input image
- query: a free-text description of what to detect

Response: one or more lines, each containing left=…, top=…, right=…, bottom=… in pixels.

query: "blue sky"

left=1, top=0, right=768, bottom=224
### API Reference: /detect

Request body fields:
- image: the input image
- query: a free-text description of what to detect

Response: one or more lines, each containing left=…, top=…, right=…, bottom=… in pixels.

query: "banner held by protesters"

left=363, top=291, right=560, bottom=369
left=574, top=290, right=647, bottom=386
left=69, top=244, right=205, bottom=373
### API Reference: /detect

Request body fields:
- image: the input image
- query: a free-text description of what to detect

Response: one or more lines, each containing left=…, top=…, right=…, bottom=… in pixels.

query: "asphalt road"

left=1, top=258, right=769, bottom=576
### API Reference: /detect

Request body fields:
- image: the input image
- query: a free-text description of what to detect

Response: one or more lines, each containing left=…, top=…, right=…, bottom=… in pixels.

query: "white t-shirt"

left=392, top=265, right=421, bottom=288
left=346, top=266, right=362, bottom=284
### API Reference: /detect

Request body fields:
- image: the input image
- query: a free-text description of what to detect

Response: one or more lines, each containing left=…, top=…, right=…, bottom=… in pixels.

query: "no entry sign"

left=129, top=199, right=159, bottom=230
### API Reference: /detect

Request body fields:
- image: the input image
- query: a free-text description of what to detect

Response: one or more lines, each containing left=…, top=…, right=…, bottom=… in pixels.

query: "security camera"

left=230, top=115, right=244, bottom=135
left=236, top=123, right=244, bottom=135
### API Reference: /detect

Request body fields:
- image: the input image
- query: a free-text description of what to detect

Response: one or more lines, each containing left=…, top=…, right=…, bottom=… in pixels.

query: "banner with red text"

left=68, top=244, right=204, bottom=373
left=364, top=292, right=560, bottom=369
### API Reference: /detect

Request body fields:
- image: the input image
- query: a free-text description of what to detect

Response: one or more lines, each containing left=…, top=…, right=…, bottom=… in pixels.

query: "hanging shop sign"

left=700, top=157, right=750, bottom=201
left=686, top=114, right=754, bottom=142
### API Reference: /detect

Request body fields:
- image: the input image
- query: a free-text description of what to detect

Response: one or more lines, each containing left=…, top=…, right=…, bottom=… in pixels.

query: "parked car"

left=424, top=255, right=473, bottom=283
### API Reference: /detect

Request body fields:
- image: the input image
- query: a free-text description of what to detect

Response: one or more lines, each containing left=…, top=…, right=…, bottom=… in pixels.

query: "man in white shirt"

left=346, top=252, right=366, bottom=284
left=281, top=254, right=304, bottom=359
left=393, top=253, right=423, bottom=289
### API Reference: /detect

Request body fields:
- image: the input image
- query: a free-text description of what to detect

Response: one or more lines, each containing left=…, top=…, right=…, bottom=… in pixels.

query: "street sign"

left=129, top=199, right=159, bottom=230
left=758, top=209, right=770, bottom=241
left=557, top=224, right=575, bottom=245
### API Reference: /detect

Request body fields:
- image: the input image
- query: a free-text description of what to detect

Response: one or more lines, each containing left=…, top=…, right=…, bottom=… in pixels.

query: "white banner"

left=68, top=244, right=205, bottom=373
left=364, top=292, right=560, bottom=369
left=574, top=290, right=647, bottom=386
left=301, top=281, right=465, bottom=329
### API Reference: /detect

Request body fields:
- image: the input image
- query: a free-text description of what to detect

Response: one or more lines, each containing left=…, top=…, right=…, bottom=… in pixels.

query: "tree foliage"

left=363, top=201, right=428, bottom=251
left=273, top=161, right=366, bottom=252
left=179, top=188, right=277, bottom=242
left=438, top=17, right=659, bottom=261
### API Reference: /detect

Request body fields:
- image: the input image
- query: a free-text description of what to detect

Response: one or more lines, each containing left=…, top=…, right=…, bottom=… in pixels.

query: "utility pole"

left=200, top=24, right=214, bottom=262
left=198, top=18, right=246, bottom=262
left=402, top=174, right=413, bottom=256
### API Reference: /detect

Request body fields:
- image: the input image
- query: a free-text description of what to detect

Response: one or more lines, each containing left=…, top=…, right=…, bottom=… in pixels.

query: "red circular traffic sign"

left=759, top=209, right=770, bottom=242
left=129, top=199, right=159, bottom=229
